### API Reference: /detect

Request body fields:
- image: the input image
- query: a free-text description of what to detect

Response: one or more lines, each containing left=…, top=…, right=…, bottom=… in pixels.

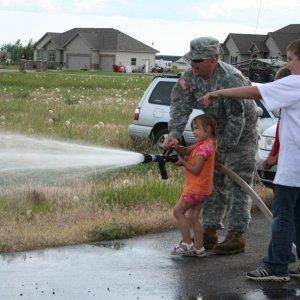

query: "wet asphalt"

left=0, top=212, right=299, bottom=300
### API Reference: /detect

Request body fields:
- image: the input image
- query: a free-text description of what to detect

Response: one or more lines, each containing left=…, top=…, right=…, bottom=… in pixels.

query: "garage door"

left=100, top=56, right=115, bottom=71
left=68, top=55, right=91, bottom=69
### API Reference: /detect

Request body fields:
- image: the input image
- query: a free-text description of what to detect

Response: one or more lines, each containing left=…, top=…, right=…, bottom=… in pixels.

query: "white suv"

left=128, top=75, right=278, bottom=147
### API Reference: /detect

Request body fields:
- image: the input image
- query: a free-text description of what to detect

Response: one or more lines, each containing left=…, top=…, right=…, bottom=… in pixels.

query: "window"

left=44, top=51, right=47, bottom=61
left=131, top=58, right=136, bottom=66
left=48, top=50, right=56, bottom=62
left=148, top=81, right=175, bottom=106
left=230, top=56, right=238, bottom=64
left=256, top=101, right=270, bottom=119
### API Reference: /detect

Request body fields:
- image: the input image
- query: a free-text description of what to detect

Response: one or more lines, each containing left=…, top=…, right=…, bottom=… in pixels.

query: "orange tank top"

left=183, top=138, right=216, bottom=196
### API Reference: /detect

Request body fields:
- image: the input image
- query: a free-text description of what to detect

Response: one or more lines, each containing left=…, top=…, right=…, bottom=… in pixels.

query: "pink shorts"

left=180, top=193, right=209, bottom=206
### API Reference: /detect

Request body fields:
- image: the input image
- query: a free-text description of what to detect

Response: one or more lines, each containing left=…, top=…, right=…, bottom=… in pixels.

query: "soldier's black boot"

left=213, top=230, right=245, bottom=255
left=203, top=228, right=218, bottom=250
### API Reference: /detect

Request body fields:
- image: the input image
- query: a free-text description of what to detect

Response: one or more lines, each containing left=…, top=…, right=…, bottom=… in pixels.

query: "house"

left=265, top=24, right=300, bottom=61
left=34, top=28, right=159, bottom=71
left=171, top=57, right=189, bottom=72
left=222, top=24, right=300, bottom=64
left=222, top=33, right=267, bottom=64
left=155, top=55, right=181, bottom=70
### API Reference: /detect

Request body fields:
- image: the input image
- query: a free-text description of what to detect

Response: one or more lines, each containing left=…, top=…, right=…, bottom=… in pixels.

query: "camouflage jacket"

left=169, top=61, right=259, bottom=153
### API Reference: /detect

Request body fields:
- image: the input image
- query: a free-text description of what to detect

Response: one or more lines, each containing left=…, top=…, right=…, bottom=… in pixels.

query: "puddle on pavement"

left=93, top=241, right=126, bottom=250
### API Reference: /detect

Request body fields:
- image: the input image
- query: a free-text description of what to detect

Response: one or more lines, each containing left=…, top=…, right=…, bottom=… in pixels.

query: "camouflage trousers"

left=203, top=147, right=257, bottom=233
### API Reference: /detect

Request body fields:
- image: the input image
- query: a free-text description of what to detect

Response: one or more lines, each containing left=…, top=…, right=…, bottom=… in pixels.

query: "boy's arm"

left=201, top=86, right=261, bottom=107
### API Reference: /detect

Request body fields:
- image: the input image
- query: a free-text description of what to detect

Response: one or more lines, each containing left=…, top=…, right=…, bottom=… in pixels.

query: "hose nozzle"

left=142, top=153, right=178, bottom=164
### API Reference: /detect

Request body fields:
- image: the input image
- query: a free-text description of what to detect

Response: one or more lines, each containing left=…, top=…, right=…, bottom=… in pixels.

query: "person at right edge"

left=163, top=37, right=259, bottom=255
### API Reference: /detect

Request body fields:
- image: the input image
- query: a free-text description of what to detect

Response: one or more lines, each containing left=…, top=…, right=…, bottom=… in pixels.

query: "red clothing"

left=183, top=138, right=216, bottom=196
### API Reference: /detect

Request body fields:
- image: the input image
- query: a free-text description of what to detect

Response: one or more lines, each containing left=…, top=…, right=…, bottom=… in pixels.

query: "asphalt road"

left=0, top=212, right=299, bottom=300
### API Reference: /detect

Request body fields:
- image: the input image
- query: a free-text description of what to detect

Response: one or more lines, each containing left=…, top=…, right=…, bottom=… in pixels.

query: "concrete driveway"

left=0, top=212, right=299, bottom=299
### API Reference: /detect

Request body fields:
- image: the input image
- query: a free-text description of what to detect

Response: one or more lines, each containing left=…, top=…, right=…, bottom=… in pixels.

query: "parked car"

left=128, top=75, right=278, bottom=148
left=256, top=123, right=277, bottom=189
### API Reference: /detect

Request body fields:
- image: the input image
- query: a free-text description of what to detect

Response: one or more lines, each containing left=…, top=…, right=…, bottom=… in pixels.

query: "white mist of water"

left=0, top=132, right=144, bottom=187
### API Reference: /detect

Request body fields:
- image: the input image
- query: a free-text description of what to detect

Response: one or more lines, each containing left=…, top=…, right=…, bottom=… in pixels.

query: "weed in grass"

left=90, top=219, right=134, bottom=241
left=15, top=88, right=29, bottom=99
left=63, top=91, right=79, bottom=105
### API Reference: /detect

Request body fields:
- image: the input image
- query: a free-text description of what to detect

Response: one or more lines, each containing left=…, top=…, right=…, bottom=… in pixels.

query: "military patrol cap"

left=185, top=37, right=220, bottom=60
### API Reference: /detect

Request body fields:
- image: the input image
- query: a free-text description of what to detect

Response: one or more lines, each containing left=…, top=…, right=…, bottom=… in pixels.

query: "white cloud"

left=0, top=0, right=24, bottom=6
left=74, top=0, right=105, bottom=12
left=36, top=0, right=57, bottom=12
left=194, top=0, right=300, bottom=20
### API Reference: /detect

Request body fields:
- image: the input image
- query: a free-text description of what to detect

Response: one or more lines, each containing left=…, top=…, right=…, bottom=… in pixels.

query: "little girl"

left=171, top=114, right=216, bottom=257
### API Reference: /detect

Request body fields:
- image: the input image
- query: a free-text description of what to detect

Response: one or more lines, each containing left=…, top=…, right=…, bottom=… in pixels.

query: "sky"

left=0, top=0, right=300, bottom=55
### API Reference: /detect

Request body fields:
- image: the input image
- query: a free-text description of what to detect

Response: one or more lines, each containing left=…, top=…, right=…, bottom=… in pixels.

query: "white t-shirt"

left=258, top=75, right=300, bottom=187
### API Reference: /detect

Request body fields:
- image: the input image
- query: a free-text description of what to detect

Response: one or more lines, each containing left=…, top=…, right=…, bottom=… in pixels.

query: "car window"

left=257, top=101, right=270, bottom=118
left=148, top=81, right=175, bottom=106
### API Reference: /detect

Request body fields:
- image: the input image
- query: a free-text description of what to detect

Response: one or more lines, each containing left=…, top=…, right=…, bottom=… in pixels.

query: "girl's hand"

left=175, top=155, right=185, bottom=166
left=200, top=91, right=221, bottom=107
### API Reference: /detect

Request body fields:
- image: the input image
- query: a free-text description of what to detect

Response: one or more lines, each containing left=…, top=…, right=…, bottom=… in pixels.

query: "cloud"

left=74, top=0, right=105, bottom=12
left=193, top=0, right=300, bottom=20
left=36, top=0, right=57, bottom=11
left=0, top=0, right=24, bottom=6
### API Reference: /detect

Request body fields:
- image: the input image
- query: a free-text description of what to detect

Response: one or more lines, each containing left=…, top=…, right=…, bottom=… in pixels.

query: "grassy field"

left=0, top=70, right=273, bottom=252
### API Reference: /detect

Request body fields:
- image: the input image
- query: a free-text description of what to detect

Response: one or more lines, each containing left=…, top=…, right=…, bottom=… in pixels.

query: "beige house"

left=222, top=24, right=300, bottom=64
left=34, top=28, right=158, bottom=71
left=222, top=33, right=267, bottom=64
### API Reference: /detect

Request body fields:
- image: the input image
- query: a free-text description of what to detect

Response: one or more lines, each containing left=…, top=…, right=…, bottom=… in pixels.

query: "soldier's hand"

left=200, top=91, right=221, bottom=107
left=163, top=136, right=179, bottom=149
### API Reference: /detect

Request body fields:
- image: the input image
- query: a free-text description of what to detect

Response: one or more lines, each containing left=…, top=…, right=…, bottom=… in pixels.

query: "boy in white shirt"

left=201, top=39, right=300, bottom=282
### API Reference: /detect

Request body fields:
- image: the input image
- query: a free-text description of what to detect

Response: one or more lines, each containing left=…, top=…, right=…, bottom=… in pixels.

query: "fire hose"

left=142, top=152, right=297, bottom=255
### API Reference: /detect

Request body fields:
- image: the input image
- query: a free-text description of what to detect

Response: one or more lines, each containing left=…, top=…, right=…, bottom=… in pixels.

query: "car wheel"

left=152, top=128, right=168, bottom=148
left=152, top=128, right=186, bottom=148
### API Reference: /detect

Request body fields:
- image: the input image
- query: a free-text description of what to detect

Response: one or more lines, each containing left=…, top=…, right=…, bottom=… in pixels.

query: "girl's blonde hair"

left=192, top=114, right=217, bottom=138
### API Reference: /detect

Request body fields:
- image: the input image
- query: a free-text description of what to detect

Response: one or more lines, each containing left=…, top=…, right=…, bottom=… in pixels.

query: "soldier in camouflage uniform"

left=163, top=37, right=259, bottom=254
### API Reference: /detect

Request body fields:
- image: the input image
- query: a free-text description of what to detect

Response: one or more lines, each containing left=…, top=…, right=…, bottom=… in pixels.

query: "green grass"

left=0, top=72, right=151, bottom=90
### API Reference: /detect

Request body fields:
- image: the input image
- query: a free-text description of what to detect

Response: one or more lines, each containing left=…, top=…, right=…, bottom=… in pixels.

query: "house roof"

left=155, top=55, right=181, bottom=62
left=224, top=33, right=267, bottom=54
left=36, top=28, right=158, bottom=53
left=268, top=32, right=300, bottom=53
left=275, top=24, right=300, bottom=33
left=250, top=40, right=269, bottom=53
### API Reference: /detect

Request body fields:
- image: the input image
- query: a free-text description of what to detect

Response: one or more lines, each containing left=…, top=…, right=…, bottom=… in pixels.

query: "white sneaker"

left=171, top=242, right=193, bottom=256
left=190, top=247, right=206, bottom=257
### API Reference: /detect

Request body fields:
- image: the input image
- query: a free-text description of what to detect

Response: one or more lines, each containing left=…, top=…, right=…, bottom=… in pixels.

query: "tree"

left=0, top=39, right=35, bottom=62
left=22, top=39, right=35, bottom=60
left=0, top=43, right=13, bottom=53
left=9, top=39, right=23, bottom=62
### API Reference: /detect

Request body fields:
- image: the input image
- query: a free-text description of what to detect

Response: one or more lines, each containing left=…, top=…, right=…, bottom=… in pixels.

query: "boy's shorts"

left=180, top=193, right=209, bottom=207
